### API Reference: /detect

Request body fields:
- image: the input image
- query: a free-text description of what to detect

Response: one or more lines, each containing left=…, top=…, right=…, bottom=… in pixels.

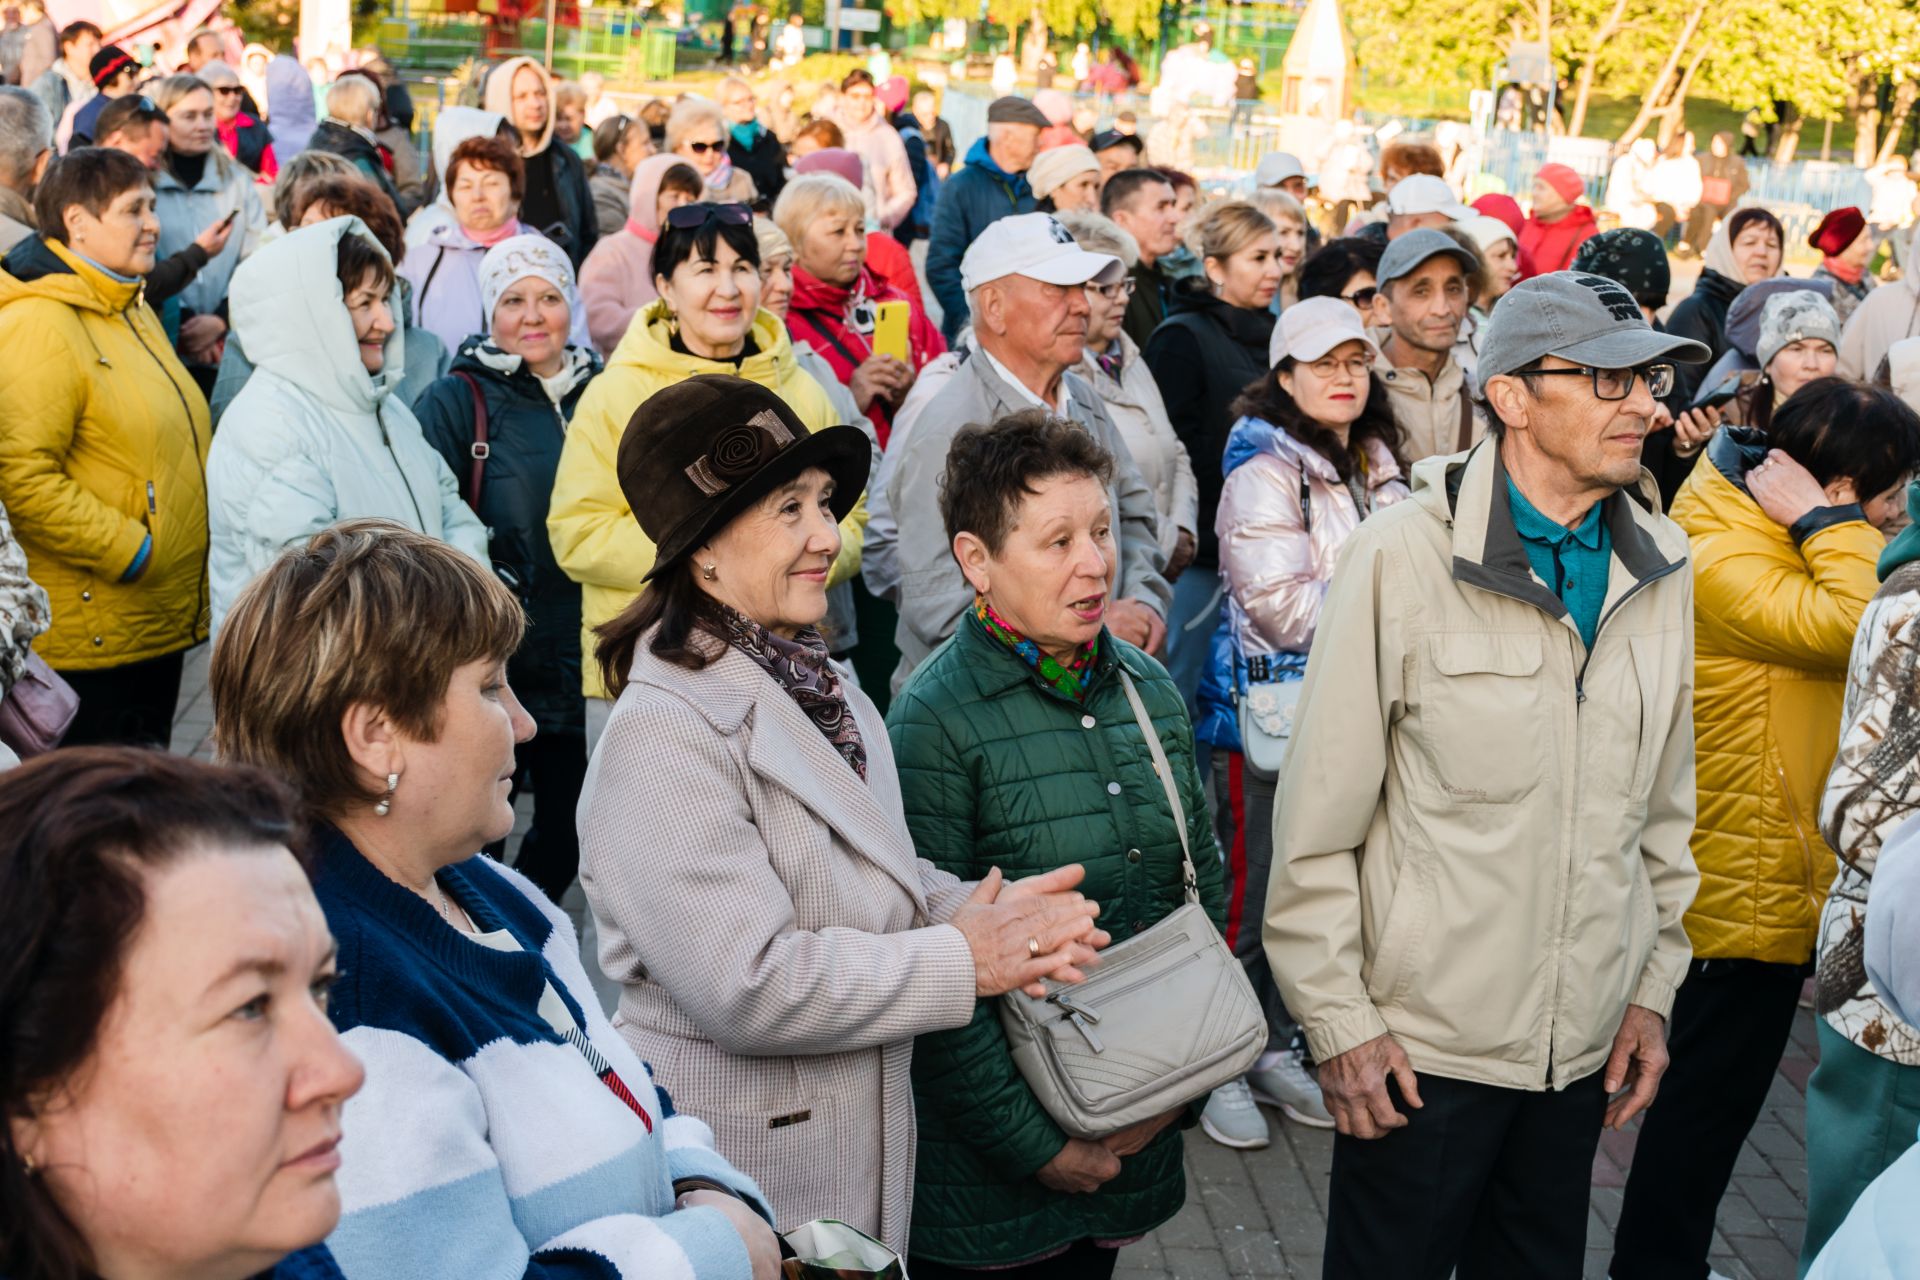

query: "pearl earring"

left=374, top=772, right=398, bottom=817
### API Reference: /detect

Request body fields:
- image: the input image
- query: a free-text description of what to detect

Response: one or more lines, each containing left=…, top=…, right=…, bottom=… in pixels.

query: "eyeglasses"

left=664, top=202, right=753, bottom=231
left=1091, top=277, right=1137, bottom=302
left=685, top=139, right=727, bottom=154
left=1519, top=363, right=1676, bottom=400
left=213, top=85, right=244, bottom=96
left=1341, top=286, right=1378, bottom=309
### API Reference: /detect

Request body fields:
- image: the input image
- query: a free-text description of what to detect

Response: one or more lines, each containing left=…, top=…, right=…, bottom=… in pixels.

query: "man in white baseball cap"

left=1254, top=150, right=1308, bottom=200
left=1386, top=172, right=1475, bottom=239
left=878, top=213, right=1170, bottom=689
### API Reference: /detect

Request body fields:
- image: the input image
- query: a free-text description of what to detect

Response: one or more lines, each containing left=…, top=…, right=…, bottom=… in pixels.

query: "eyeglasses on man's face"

left=1520, top=363, right=1675, bottom=401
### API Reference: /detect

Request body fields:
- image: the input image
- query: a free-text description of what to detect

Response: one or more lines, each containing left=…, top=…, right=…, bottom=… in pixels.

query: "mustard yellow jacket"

left=1670, top=428, right=1882, bottom=963
left=0, top=237, right=210, bottom=669
left=548, top=302, right=865, bottom=699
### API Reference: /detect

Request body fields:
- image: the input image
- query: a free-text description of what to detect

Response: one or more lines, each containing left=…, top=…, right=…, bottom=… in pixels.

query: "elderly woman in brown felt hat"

left=575, top=373, right=1110, bottom=1251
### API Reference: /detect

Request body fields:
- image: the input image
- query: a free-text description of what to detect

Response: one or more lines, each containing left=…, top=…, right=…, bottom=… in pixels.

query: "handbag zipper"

left=1043, top=924, right=1200, bottom=1052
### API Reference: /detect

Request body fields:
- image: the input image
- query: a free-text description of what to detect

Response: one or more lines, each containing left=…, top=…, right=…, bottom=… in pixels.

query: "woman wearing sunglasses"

left=667, top=97, right=757, bottom=206
left=551, top=202, right=867, bottom=749
left=197, top=59, right=277, bottom=180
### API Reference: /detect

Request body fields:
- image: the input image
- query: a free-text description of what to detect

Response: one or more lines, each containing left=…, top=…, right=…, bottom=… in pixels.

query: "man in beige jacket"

left=1266, top=272, right=1706, bottom=1278
left=1372, top=227, right=1489, bottom=461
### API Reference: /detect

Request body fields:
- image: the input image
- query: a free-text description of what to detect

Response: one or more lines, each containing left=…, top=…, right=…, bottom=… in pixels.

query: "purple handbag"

left=0, top=650, right=80, bottom=757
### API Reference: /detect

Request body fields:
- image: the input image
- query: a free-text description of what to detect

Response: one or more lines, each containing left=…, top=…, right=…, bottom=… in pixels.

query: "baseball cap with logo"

left=960, top=212, right=1125, bottom=293
left=1386, top=173, right=1475, bottom=220
left=1479, top=271, right=1711, bottom=382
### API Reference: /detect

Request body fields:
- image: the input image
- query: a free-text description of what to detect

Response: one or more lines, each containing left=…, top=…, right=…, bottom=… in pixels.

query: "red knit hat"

left=1810, top=206, right=1866, bottom=256
left=1472, top=193, right=1525, bottom=238
left=1536, top=163, right=1586, bottom=204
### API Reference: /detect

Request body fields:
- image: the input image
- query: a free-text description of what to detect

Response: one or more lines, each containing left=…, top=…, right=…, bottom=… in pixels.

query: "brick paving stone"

left=1218, top=1228, right=1285, bottom=1277
left=1728, top=1232, right=1802, bottom=1279
left=1160, top=1246, right=1232, bottom=1280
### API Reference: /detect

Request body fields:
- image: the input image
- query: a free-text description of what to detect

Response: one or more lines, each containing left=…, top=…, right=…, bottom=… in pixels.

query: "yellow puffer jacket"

left=548, top=302, right=866, bottom=699
left=0, top=236, right=210, bottom=670
left=1670, top=428, right=1882, bottom=963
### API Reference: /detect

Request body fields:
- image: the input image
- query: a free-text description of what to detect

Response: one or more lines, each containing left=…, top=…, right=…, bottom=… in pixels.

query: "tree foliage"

left=1343, top=0, right=1920, bottom=155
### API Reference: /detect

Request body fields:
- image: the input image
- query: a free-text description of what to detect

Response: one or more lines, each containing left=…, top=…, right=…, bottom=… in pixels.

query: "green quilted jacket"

left=886, top=613, right=1227, bottom=1266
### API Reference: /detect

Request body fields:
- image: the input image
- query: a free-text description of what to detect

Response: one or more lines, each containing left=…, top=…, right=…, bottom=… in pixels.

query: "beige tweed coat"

left=578, top=639, right=980, bottom=1254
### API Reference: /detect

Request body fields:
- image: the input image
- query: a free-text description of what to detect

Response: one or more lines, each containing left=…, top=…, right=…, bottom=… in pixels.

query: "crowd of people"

left=3, top=27, right=1920, bottom=1280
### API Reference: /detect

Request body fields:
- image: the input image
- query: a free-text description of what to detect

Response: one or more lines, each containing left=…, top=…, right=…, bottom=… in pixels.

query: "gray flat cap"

left=987, top=96, right=1051, bottom=128
left=1480, top=271, right=1711, bottom=381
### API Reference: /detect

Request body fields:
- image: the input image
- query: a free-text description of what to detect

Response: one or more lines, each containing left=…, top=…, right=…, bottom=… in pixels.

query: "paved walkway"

left=169, top=643, right=1817, bottom=1279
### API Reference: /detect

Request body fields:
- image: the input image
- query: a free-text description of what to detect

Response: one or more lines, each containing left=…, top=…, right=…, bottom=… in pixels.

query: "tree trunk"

left=1877, top=79, right=1919, bottom=166
left=1654, top=45, right=1709, bottom=148
left=1567, top=0, right=1629, bottom=137
left=1021, top=3, right=1045, bottom=72
left=1854, top=70, right=1883, bottom=168
left=1772, top=102, right=1803, bottom=164
left=1617, top=0, right=1707, bottom=148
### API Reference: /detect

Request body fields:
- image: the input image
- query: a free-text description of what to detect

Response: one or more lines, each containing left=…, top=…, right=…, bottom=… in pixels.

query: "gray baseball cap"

left=1377, top=227, right=1480, bottom=287
left=1479, top=271, right=1711, bottom=381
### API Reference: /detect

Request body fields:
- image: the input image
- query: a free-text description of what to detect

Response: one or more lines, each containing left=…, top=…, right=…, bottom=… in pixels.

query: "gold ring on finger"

left=1028, top=936, right=1041, bottom=957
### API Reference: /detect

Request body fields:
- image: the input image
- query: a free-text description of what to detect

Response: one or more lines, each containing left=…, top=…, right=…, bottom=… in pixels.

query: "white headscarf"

left=478, top=234, right=577, bottom=321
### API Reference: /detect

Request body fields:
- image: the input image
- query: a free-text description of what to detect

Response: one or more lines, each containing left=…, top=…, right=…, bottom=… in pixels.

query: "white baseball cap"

left=1269, top=295, right=1384, bottom=368
left=1387, top=173, right=1474, bottom=219
left=960, top=212, right=1125, bottom=293
left=1253, top=151, right=1306, bottom=188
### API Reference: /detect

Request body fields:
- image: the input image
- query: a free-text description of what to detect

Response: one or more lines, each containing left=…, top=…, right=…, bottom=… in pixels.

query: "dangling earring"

left=20, top=1152, right=35, bottom=1175
left=701, top=563, right=719, bottom=581
left=374, top=772, right=398, bottom=816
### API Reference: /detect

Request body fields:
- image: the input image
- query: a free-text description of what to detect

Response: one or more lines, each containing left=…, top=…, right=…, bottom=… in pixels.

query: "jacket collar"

left=1418, top=438, right=1682, bottom=630
left=790, top=263, right=887, bottom=315
left=629, top=641, right=928, bottom=910
left=1705, top=423, right=1769, bottom=493
left=1, top=235, right=141, bottom=314
left=966, top=340, right=1088, bottom=419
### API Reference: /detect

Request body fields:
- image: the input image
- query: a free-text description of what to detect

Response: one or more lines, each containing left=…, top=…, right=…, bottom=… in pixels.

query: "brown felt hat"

left=617, top=375, right=871, bottom=582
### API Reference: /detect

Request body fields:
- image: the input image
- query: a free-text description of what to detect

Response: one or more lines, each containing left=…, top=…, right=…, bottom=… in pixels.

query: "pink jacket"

left=840, top=112, right=917, bottom=230
left=578, top=153, right=690, bottom=355
left=1217, top=427, right=1409, bottom=659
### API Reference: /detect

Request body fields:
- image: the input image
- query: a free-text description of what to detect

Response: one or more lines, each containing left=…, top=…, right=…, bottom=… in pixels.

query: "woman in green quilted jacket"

left=886, top=409, right=1227, bottom=1279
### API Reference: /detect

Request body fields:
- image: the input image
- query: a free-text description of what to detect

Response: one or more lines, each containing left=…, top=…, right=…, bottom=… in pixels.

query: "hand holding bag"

left=997, top=668, right=1264, bottom=1139
left=780, top=1219, right=905, bottom=1280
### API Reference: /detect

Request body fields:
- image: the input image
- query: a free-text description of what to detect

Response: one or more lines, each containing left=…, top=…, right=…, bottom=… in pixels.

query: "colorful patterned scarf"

left=973, top=596, right=1102, bottom=702
left=710, top=603, right=867, bottom=781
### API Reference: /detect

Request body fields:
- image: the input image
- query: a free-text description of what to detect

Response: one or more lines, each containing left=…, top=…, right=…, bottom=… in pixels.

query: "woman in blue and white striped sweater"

left=211, top=518, right=780, bottom=1280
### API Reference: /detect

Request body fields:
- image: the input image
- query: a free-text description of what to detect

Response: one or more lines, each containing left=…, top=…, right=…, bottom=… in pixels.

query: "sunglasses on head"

left=664, top=202, right=753, bottom=231
left=685, top=139, right=726, bottom=154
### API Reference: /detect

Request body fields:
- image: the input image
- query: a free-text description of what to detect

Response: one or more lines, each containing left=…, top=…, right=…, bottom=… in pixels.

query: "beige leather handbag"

left=998, top=669, right=1265, bottom=1139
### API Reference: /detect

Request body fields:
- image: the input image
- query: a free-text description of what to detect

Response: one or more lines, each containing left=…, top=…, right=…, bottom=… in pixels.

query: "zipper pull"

left=146, top=481, right=156, bottom=516
left=1575, top=679, right=1586, bottom=705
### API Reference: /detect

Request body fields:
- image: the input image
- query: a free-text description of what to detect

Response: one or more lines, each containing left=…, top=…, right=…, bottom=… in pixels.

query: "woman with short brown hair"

left=213, top=518, right=781, bottom=1279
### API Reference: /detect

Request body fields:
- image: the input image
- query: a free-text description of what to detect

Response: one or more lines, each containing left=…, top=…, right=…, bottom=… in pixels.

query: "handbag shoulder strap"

left=1116, top=667, right=1198, bottom=906
left=453, top=371, right=489, bottom=511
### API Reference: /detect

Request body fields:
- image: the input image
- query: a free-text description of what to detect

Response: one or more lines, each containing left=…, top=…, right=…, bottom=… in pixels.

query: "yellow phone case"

left=872, top=300, right=910, bottom=363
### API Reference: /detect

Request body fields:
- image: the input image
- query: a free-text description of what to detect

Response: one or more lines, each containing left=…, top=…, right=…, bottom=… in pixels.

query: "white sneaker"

left=1200, top=1077, right=1271, bottom=1149
left=1248, top=1045, right=1336, bottom=1128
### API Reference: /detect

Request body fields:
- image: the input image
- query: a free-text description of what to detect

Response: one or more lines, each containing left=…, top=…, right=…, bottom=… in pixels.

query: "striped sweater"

left=311, top=829, right=769, bottom=1279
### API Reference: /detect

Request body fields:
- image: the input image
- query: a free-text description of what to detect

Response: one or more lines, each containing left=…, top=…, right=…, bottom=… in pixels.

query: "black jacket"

left=728, top=124, right=787, bottom=208
left=521, top=141, right=599, bottom=270
left=1663, top=267, right=1744, bottom=407
left=1142, top=279, right=1275, bottom=568
left=412, top=340, right=602, bottom=734
left=231, top=115, right=274, bottom=176
left=307, top=119, right=402, bottom=211
left=1121, top=258, right=1172, bottom=350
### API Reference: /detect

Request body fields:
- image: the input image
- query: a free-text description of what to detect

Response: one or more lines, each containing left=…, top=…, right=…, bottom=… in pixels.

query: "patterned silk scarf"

left=973, top=596, right=1102, bottom=702
left=710, top=603, right=868, bottom=781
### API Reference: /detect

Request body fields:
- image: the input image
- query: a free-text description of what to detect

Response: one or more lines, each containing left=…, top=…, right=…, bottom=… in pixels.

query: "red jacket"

left=864, top=232, right=925, bottom=312
left=217, top=112, right=278, bottom=181
left=1518, top=203, right=1597, bottom=278
left=786, top=264, right=945, bottom=446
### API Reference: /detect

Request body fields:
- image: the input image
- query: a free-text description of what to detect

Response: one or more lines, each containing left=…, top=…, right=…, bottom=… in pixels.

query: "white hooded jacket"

left=207, top=217, right=488, bottom=631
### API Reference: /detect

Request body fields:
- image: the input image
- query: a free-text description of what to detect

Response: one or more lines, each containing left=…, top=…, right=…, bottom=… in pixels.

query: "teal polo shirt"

left=1506, top=477, right=1611, bottom=650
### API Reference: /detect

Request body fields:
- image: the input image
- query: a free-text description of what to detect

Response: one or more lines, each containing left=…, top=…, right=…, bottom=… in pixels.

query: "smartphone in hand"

left=871, top=300, right=909, bottom=363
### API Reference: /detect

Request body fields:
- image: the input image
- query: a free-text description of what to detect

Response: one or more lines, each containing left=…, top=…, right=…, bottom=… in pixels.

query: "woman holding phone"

left=771, top=172, right=943, bottom=444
